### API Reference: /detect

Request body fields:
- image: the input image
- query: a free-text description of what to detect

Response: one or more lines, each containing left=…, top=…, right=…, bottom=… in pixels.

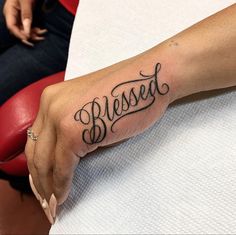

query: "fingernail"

left=28, top=175, right=54, bottom=224
left=38, top=29, right=48, bottom=34
left=23, top=18, right=31, bottom=36
left=29, top=174, right=42, bottom=201
left=34, top=36, right=45, bottom=41
left=49, top=194, right=57, bottom=218
left=41, top=199, right=48, bottom=209
left=41, top=199, right=55, bottom=225
left=22, top=39, right=34, bottom=47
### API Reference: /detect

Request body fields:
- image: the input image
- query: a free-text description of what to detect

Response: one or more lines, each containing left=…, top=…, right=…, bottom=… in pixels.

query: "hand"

left=25, top=3, right=236, bottom=225
left=3, top=0, right=47, bottom=46
left=25, top=58, right=172, bottom=223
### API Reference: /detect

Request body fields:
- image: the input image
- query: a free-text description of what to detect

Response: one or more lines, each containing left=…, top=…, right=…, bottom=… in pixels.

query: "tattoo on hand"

left=74, top=63, right=169, bottom=145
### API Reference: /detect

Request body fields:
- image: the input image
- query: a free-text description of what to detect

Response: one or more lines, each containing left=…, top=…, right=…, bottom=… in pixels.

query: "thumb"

left=20, top=0, right=33, bottom=36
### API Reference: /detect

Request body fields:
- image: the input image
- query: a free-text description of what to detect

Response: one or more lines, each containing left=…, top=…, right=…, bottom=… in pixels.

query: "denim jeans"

left=0, top=0, right=75, bottom=105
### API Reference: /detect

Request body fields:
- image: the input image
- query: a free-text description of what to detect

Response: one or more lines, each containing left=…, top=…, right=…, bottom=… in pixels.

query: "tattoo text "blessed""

left=74, top=63, right=169, bottom=144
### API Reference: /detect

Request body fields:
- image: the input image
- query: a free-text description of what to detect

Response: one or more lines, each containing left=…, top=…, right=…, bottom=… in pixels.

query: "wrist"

left=154, top=39, right=204, bottom=103
left=136, top=41, right=186, bottom=105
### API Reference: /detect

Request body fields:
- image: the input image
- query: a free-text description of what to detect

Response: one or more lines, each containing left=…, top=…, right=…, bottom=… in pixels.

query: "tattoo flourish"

left=74, top=63, right=169, bottom=144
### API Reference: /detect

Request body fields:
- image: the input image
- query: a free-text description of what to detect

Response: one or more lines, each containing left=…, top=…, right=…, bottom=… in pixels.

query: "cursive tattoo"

left=74, top=63, right=169, bottom=145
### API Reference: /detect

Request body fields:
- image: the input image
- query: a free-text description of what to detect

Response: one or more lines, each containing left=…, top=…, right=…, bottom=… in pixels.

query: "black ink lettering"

left=74, top=63, right=169, bottom=144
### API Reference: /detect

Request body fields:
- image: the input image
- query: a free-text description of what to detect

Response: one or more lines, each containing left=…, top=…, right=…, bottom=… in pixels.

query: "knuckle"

left=40, top=85, right=59, bottom=112
left=57, top=119, right=78, bottom=149
left=47, top=101, right=59, bottom=118
left=33, top=156, right=43, bottom=172
left=41, top=84, right=59, bottom=101
left=58, top=118, right=70, bottom=134
left=41, top=86, right=53, bottom=102
left=32, top=150, right=52, bottom=175
left=21, top=11, right=31, bottom=19
left=54, top=169, right=71, bottom=189
left=40, top=87, right=53, bottom=113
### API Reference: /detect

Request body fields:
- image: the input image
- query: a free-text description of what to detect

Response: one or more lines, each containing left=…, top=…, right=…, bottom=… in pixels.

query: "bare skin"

left=3, top=0, right=47, bottom=46
left=25, top=4, right=236, bottom=224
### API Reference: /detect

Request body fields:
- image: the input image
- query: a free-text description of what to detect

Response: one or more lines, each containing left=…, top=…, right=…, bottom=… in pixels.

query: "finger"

left=30, top=33, right=45, bottom=41
left=29, top=174, right=41, bottom=201
left=25, top=113, right=55, bottom=224
left=33, top=126, right=58, bottom=224
left=53, top=138, right=80, bottom=205
left=20, top=0, right=33, bottom=36
left=29, top=174, right=54, bottom=224
left=22, top=39, right=34, bottom=46
left=25, top=110, right=44, bottom=199
left=31, top=27, right=48, bottom=35
left=5, top=12, right=27, bottom=40
left=33, top=123, right=56, bottom=202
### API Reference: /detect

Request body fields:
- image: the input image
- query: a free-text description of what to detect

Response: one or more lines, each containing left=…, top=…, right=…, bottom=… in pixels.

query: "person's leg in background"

left=0, top=0, right=75, bottom=105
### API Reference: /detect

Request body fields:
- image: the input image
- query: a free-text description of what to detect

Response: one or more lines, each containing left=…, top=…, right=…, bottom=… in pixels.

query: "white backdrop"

left=50, top=1, right=236, bottom=234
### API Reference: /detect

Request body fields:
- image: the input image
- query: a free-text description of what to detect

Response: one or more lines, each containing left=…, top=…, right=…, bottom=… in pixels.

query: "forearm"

left=115, top=3, right=236, bottom=102
left=167, top=3, right=236, bottom=101
left=75, top=4, right=236, bottom=103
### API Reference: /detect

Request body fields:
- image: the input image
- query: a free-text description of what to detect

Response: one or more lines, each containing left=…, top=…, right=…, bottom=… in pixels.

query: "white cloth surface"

left=50, top=0, right=236, bottom=234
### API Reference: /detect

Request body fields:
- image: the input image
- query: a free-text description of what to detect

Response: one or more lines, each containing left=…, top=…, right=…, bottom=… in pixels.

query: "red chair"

left=0, top=72, right=65, bottom=177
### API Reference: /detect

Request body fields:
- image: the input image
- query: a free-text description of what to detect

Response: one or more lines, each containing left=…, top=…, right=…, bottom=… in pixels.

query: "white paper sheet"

left=50, top=0, right=236, bottom=234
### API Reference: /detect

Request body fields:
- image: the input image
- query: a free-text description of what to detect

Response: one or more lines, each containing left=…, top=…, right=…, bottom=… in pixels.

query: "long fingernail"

left=49, top=194, right=57, bottom=218
left=41, top=199, right=55, bottom=225
left=22, top=39, right=34, bottom=47
left=29, top=174, right=42, bottom=201
left=38, top=29, right=48, bottom=34
left=23, top=18, right=31, bottom=36
left=33, top=36, right=45, bottom=41
left=28, top=175, right=54, bottom=224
